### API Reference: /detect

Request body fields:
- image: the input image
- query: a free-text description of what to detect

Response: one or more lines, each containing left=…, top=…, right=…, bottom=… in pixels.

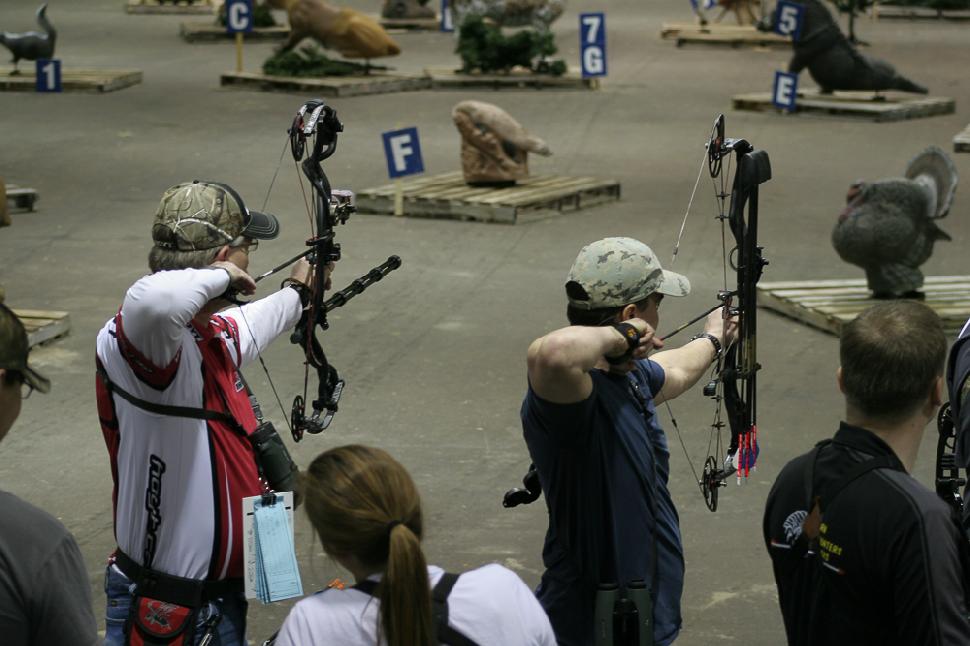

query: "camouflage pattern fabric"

left=565, top=237, right=690, bottom=310
left=152, top=182, right=246, bottom=252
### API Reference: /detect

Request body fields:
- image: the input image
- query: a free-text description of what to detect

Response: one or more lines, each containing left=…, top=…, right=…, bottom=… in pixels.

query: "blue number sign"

left=774, top=0, right=804, bottom=40
left=772, top=71, right=799, bottom=111
left=382, top=127, right=424, bottom=179
left=226, top=0, right=254, bottom=34
left=35, top=59, right=61, bottom=93
left=579, top=13, right=607, bottom=79
left=441, top=0, right=454, bottom=32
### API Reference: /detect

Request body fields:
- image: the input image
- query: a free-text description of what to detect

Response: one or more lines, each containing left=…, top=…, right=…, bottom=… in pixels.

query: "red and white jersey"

left=96, top=268, right=302, bottom=581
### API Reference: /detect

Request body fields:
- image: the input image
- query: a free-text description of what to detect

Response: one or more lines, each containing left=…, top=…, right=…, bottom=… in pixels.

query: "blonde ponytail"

left=381, top=522, right=434, bottom=646
left=302, top=445, right=434, bottom=646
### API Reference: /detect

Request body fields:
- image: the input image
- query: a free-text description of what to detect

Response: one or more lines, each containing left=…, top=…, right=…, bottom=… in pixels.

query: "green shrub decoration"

left=263, top=45, right=388, bottom=77
left=217, top=2, right=277, bottom=28
left=456, top=15, right=566, bottom=76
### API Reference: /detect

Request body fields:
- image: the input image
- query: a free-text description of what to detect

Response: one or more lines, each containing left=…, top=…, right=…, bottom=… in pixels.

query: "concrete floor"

left=1, top=0, right=968, bottom=643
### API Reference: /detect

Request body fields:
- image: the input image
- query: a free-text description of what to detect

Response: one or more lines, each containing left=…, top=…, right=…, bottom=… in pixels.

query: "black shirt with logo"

left=763, top=422, right=970, bottom=646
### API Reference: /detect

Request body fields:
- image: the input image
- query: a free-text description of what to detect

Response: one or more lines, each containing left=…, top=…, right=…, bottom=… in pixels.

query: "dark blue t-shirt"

left=521, top=360, right=684, bottom=646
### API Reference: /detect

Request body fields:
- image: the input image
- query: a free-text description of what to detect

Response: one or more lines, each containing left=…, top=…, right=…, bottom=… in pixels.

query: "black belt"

left=114, top=549, right=243, bottom=608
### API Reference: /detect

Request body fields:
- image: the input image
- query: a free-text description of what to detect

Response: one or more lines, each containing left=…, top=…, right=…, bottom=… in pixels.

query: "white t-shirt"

left=274, top=564, right=556, bottom=646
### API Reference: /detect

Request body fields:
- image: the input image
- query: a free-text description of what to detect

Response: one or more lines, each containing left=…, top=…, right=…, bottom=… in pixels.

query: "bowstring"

left=231, top=136, right=304, bottom=437
left=665, top=136, right=734, bottom=502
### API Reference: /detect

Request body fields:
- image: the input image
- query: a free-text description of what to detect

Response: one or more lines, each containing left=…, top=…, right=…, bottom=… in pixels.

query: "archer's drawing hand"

left=704, top=307, right=739, bottom=349
left=626, top=318, right=665, bottom=360
left=212, top=261, right=256, bottom=296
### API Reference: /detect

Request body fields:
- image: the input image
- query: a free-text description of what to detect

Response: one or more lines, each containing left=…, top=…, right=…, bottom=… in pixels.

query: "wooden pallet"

left=14, top=309, right=71, bottom=347
left=424, top=67, right=597, bottom=90
left=126, top=0, right=216, bottom=14
left=379, top=15, right=441, bottom=30
left=179, top=22, right=290, bottom=42
left=356, top=171, right=621, bottom=224
left=660, top=22, right=790, bottom=47
left=220, top=70, right=431, bottom=96
left=758, top=276, right=970, bottom=336
left=0, top=67, right=142, bottom=93
left=732, top=89, right=955, bottom=122
left=6, top=185, right=38, bottom=211
left=873, top=4, right=970, bottom=20
left=955, top=123, right=970, bottom=153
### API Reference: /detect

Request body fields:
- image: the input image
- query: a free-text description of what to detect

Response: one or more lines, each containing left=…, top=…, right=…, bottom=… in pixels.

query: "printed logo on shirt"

left=817, top=522, right=846, bottom=574
left=143, top=454, right=166, bottom=566
left=145, top=601, right=178, bottom=629
left=783, top=510, right=808, bottom=544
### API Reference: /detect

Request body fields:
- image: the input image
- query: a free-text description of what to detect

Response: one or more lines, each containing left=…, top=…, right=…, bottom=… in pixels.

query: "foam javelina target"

left=761, top=0, right=926, bottom=94
left=452, top=100, right=551, bottom=185
left=266, top=0, right=401, bottom=59
left=832, top=146, right=958, bottom=298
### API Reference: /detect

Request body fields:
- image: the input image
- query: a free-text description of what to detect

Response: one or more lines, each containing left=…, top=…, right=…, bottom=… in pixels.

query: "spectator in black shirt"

left=764, top=301, right=970, bottom=646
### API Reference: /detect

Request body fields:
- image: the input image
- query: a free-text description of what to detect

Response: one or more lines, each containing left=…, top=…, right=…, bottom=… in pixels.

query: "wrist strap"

left=690, top=332, right=722, bottom=361
left=606, top=322, right=640, bottom=365
left=281, top=279, right=311, bottom=307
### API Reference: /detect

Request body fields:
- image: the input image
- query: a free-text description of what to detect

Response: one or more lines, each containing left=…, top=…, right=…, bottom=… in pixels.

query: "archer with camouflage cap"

left=96, top=179, right=322, bottom=646
left=516, top=236, right=737, bottom=646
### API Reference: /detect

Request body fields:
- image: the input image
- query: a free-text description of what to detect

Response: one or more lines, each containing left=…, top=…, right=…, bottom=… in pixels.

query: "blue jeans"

left=104, top=565, right=248, bottom=646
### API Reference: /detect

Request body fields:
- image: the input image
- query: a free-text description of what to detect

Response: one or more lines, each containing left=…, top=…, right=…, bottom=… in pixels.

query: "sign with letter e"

left=774, top=0, right=804, bottom=40
left=226, top=0, right=254, bottom=33
left=772, top=71, right=799, bottom=111
left=35, top=59, right=61, bottom=93
left=382, top=127, right=424, bottom=179
left=579, top=13, right=606, bottom=79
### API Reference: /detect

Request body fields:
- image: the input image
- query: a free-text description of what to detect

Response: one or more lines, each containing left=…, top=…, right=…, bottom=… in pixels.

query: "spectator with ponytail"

left=272, top=444, right=555, bottom=646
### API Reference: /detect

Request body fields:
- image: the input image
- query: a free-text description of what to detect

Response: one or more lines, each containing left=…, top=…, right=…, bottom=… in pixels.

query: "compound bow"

left=666, top=114, right=771, bottom=511
left=239, top=99, right=402, bottom=442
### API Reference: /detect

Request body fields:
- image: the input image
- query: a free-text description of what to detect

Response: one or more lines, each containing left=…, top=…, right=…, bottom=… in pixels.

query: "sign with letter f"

left=382, top=127, right=425, bottom=179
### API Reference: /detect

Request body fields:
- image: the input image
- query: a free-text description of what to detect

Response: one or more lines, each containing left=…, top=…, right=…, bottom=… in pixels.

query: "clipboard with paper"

left=242, top=492, right=303, bottom=603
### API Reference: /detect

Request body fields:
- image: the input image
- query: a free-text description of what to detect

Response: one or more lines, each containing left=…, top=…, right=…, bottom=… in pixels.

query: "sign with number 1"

left=35, top=59, right=61, bottom=93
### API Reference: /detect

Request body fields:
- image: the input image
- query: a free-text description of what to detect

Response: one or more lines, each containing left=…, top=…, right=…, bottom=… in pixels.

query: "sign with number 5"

left=774, top=0, right=804, bottom=41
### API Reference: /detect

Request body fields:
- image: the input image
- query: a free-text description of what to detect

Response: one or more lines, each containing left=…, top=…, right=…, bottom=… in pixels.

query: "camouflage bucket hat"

left=0, top=303, right=50, bottom=394
left=565, top=237, right=691, bottom=310
left=152, top=181, right=280, bottom=252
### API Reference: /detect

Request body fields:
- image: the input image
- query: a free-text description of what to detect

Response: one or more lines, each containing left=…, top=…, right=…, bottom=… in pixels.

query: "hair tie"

left=386, top=520, right=403, bottom=537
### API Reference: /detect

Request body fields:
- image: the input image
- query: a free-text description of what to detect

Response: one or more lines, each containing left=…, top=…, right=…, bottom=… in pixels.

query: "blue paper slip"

left=244, top=493, right=303, bottom=603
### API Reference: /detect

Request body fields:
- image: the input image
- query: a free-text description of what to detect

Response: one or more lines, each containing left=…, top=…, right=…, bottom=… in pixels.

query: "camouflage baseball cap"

left=565, top=237, right=691, bottom=310
left=0, top=303, right=51, bottom=394
left=152, top=181, right=280, bottom=252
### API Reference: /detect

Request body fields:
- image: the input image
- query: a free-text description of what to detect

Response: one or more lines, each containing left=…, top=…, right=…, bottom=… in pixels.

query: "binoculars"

left=594, top=580, right=652, bottom=646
